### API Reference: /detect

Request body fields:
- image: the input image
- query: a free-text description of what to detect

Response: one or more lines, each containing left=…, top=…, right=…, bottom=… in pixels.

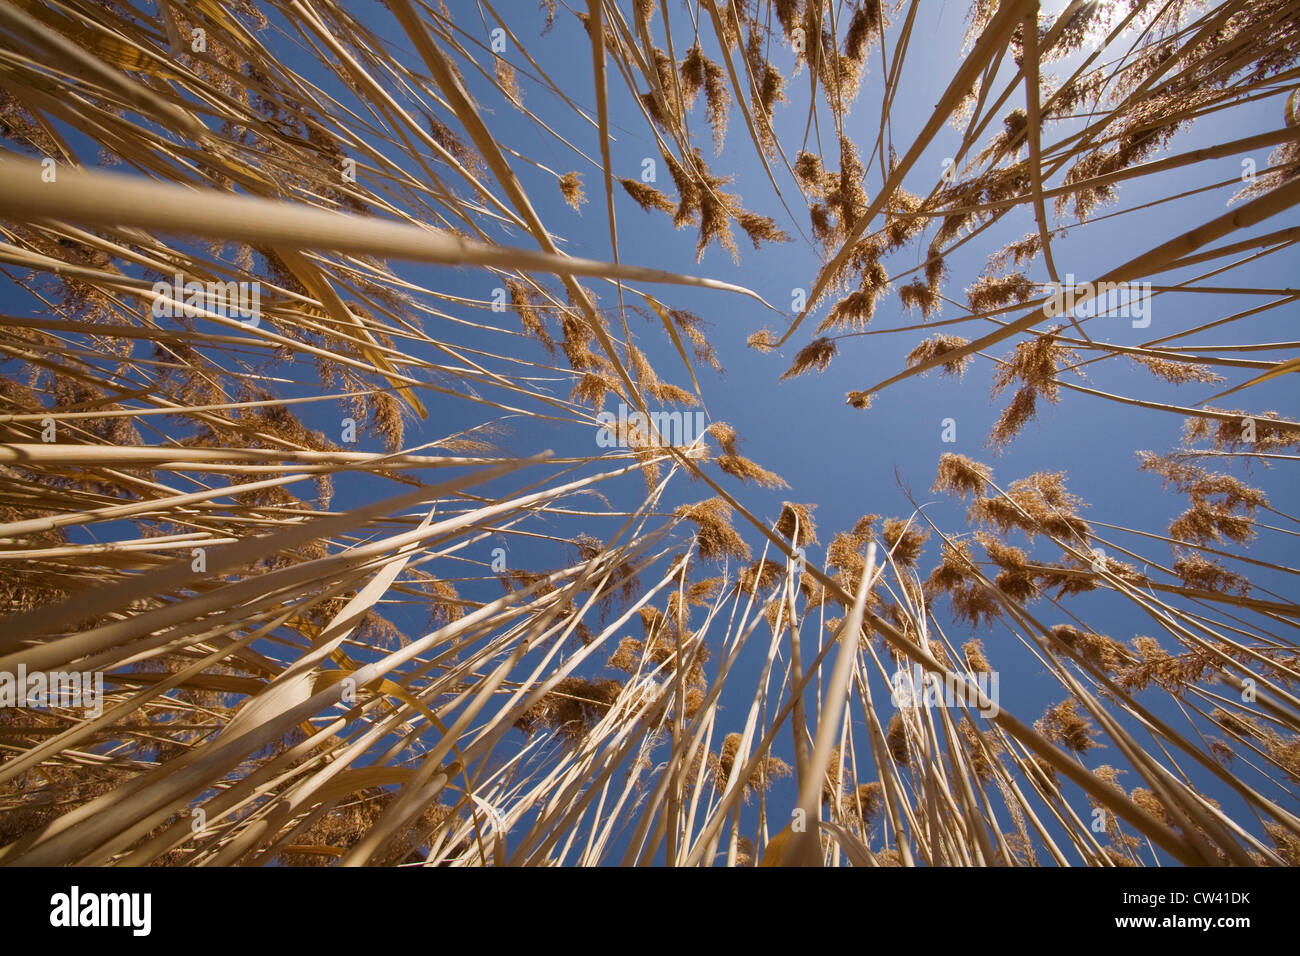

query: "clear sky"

left=354, top=1, right=1297, bottom=860
left=4, top=0, right=1295, bottom=864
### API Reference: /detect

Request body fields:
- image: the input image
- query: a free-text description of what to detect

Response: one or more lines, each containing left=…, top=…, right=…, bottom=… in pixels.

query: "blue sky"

left=364, top=1, right=1296, bottom=860
left=4, top=0, right=1296, bottom=864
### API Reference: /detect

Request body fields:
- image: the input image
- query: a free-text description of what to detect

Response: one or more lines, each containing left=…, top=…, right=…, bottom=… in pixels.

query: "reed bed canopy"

left=0, top=0, right=1297, bottom=867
